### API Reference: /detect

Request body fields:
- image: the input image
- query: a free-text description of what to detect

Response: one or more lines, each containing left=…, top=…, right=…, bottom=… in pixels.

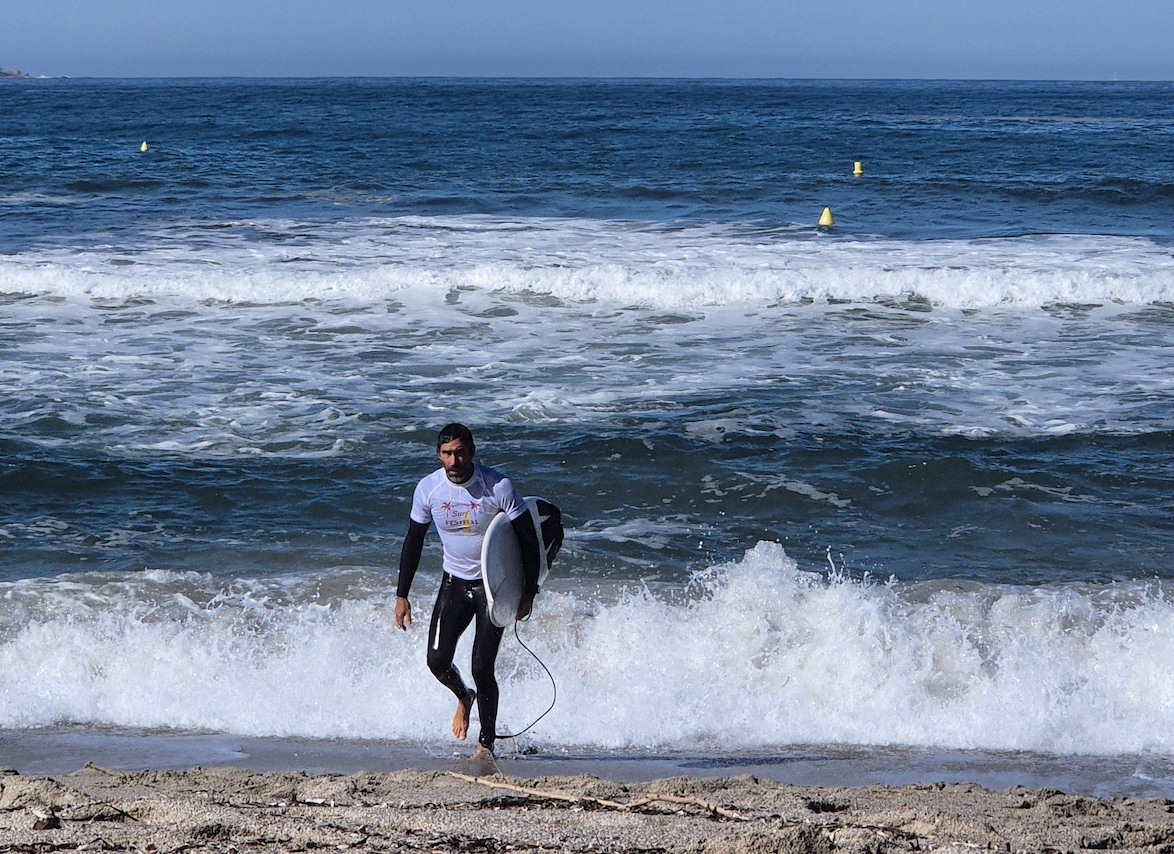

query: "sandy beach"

left=3, top=761, right=1174, bottom=853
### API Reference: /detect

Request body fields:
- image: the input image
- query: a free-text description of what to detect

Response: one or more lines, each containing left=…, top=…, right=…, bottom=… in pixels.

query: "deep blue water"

left=4, top=78, right=1174, bottom=248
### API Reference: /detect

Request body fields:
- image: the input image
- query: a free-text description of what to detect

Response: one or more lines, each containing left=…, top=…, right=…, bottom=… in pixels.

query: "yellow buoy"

left=853, top=161, right=863, bottom=177
left=140, top=141, right=149, bottom=153
left=819, top=207, right=835, bottom=227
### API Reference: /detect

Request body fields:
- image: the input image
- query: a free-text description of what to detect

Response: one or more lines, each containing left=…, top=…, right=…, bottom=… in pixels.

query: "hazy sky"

left=4, top=0, right=1173, bottom=80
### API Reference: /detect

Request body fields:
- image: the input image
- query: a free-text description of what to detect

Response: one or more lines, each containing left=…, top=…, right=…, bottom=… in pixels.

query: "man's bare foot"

left=473, top=743, right=494, bottom=761
left=452, top=690, right=476, bottom=740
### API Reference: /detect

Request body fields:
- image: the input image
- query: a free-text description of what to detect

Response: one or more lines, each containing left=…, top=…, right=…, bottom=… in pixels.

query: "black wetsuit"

left=426, top=573, right=505, bottom=749
left=397, top=512, right=540, bottom=751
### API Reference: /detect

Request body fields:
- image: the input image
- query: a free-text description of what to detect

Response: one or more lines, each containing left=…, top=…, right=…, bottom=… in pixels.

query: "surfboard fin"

left=533, top=499, right=564, bottom=570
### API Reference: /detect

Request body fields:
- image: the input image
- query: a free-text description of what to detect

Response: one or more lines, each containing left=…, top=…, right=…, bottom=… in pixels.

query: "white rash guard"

left=409, top=463, right=528, bottom=580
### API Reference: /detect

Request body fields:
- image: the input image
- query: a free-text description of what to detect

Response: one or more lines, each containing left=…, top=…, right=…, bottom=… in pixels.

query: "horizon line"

left=5, top=73, right=1172, bottom=84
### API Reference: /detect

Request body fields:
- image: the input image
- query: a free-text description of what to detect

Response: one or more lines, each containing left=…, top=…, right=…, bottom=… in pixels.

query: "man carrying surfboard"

left=394, top=423, right=542, bottom=758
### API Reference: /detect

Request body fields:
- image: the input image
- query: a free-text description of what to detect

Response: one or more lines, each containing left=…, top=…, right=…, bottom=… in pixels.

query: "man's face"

left=438, top=437, right=475, bottom=483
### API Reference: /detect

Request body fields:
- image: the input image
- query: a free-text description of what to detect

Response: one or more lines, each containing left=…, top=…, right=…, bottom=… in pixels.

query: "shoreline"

left=3, top=762, right=1174, bottom=853
left=3, top=727, right=1173, bottom=800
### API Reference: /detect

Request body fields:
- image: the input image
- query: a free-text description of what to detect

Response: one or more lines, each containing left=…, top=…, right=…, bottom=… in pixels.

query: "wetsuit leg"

left=469, top=583, right=506, bottom=750
left=427, top=573, right=477, bottom=701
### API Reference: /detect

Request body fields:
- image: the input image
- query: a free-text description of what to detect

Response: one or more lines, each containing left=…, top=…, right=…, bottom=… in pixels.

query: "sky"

left=4, top=0, right=1173, bottom=80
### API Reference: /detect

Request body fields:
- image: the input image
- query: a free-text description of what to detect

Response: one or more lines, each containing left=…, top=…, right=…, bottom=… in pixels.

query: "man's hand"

left=516, top=592, right=536, bottom=622
left=395, top=596, right=412, bottom=630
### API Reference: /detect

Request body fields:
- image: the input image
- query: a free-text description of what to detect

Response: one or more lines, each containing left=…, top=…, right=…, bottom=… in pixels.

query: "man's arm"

left=395, top=518, right=430, bottom=630
left=510, top=513, right=542, bottom=621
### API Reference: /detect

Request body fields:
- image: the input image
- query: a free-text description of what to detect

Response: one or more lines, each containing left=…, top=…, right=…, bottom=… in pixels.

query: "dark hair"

left=436, top=422, right=475, bottom=451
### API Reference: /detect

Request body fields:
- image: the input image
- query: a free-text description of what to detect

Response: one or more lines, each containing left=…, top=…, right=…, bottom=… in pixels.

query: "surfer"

left=394, top=423, right=542, bottom=758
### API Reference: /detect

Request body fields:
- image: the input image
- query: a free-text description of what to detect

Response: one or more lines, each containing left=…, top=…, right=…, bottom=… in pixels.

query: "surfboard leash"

left=495, top=619, right=557, bottom=741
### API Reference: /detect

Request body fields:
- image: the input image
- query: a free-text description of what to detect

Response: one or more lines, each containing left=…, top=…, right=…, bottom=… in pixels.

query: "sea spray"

left=2, top=547, right=1172, bottom=754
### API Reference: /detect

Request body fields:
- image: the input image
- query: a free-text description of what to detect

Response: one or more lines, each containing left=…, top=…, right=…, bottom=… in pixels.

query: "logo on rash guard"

left=441, top=500, right=481, bottom=533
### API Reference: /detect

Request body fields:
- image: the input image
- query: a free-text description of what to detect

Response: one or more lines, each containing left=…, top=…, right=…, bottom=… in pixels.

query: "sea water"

left=1, top=79, right=1173, bottom=790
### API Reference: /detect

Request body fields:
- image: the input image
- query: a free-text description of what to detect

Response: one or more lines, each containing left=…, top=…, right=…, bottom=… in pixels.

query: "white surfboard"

left=481, top=496, right=562, bottom=629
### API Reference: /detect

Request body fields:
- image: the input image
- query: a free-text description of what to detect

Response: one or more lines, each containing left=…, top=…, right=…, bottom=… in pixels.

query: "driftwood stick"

left=446, top=772, right=748, bottom=820
left=447, top=773, right=628, bottom=808
left=623, top=792, right=748, bottom=821
left=81, top=762, right=123, bottom=777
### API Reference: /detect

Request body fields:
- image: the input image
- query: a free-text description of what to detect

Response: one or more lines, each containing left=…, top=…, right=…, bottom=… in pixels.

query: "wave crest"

left=2, top=547, right=1172, bottom=755
left=3, top=219, right=1172, bottom=310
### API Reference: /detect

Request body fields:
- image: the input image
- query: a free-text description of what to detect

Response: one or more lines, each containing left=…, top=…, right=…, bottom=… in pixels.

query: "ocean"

left=1, top=78, right=1173, bottom=794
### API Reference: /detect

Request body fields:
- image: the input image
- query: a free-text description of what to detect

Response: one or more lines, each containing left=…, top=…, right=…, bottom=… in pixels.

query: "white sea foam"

left=1, top=546, right=1172, bottom=755
left=1, top=215, right=1171, bottom=458
left=2, top=217, right=1173, bottom=309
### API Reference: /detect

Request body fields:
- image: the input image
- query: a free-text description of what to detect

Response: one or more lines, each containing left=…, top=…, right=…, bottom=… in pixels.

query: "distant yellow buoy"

left=853, top=161, right=863, bottom=177
left=819, top=206, right=835, bottom=227
left=140, top=141, right=149, bottom=153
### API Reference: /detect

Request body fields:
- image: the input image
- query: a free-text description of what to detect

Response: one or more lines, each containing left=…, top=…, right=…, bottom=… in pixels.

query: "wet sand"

left=7, top=728, right=1174, bottom=801
left=3, top=761, right=1174, bottom=853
